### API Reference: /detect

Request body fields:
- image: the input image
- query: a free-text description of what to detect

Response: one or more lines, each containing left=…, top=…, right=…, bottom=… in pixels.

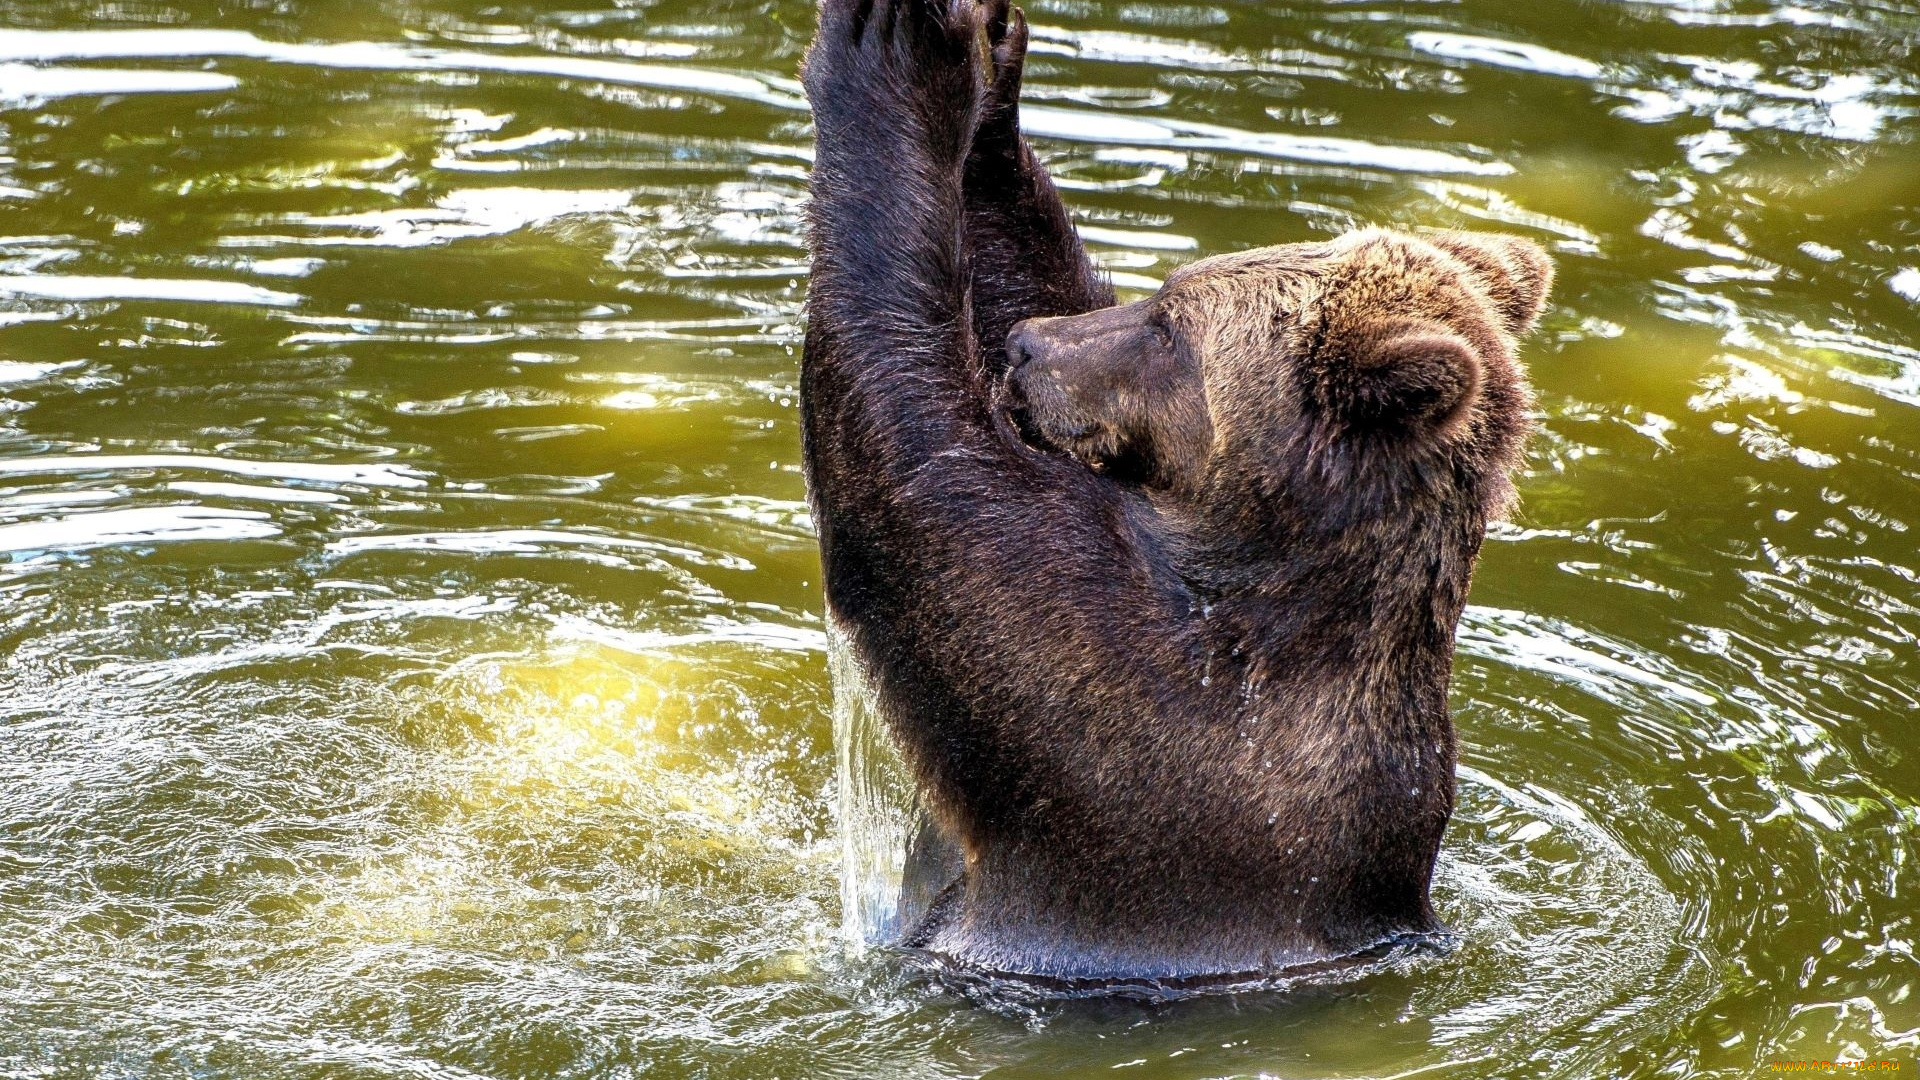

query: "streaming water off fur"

left=0, top=0, right=1915, bottom=1076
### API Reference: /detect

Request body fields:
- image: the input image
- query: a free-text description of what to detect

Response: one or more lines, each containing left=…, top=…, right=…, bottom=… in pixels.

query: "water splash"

left=827, top=615, right=917, bottom=949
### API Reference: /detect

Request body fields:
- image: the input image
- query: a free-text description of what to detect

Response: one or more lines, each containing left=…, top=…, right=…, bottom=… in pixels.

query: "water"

left=0, top=0, right=1915, bottom=1075
left=829, top=619, right=917, bottom=948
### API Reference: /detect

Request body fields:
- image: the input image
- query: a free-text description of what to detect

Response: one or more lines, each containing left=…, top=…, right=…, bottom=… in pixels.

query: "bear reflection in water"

left=801, top=0, right=1552, bottom=987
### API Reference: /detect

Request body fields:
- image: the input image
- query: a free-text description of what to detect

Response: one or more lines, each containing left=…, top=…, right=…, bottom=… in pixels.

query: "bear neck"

left=1170, top=470, right=1488, bottom=714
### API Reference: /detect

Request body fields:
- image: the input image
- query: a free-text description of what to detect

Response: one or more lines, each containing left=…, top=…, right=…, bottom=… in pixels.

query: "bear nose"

left=1005, top=318, right=1053, bottom=372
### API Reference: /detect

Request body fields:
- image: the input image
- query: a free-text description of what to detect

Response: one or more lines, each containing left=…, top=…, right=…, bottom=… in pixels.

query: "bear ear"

left=1320, top=322, right=1482, bottom=433
left=1427, top=232, right=1553, bottom=335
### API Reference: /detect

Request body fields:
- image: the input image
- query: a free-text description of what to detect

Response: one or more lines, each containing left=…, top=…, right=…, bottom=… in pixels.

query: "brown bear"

left=801, top=0, right=1550, bottom=986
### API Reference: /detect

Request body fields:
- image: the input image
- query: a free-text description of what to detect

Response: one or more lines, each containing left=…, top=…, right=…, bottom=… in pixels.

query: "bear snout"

left=1005, top=317, right=1058, bottom=374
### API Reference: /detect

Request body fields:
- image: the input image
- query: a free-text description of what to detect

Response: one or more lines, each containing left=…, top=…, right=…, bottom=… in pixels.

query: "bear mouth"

left=997, top=373, right=1134, bottom=479
left=1006, top=401, right=1059, bottom=455
left=1003, top=404, right=1137, bottom=480
left=996, top=374, right=1061, bottom=456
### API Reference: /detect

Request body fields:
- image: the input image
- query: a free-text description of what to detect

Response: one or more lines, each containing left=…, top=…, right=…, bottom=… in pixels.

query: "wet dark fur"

left=801, top=0, right=1550, bottom=982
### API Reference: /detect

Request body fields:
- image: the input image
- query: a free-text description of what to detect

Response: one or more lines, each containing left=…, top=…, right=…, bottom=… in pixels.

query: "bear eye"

left=1146, top=313, right=1176, bottom=349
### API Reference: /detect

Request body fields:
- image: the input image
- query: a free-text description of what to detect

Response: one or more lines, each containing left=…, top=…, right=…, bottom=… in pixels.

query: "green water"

left=0, top=0, right=1915, bottom=1076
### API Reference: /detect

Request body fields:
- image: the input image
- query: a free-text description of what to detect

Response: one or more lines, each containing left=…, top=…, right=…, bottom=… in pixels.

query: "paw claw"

left=995, top=7, right=1028, bottom=69
left=983, top=0, right=1012, bottom=42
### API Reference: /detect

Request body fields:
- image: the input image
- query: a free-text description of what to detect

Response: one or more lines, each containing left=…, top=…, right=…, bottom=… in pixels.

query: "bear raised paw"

left=802, top=0, right=1551, bottom=985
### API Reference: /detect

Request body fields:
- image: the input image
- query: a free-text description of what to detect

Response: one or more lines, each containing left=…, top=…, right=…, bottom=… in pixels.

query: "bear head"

left=1001, top=229, right=1551, bottom=532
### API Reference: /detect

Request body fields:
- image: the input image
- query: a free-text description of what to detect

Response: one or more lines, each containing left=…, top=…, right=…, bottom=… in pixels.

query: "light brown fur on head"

left=1007, top=229, right=1551, bottom=526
